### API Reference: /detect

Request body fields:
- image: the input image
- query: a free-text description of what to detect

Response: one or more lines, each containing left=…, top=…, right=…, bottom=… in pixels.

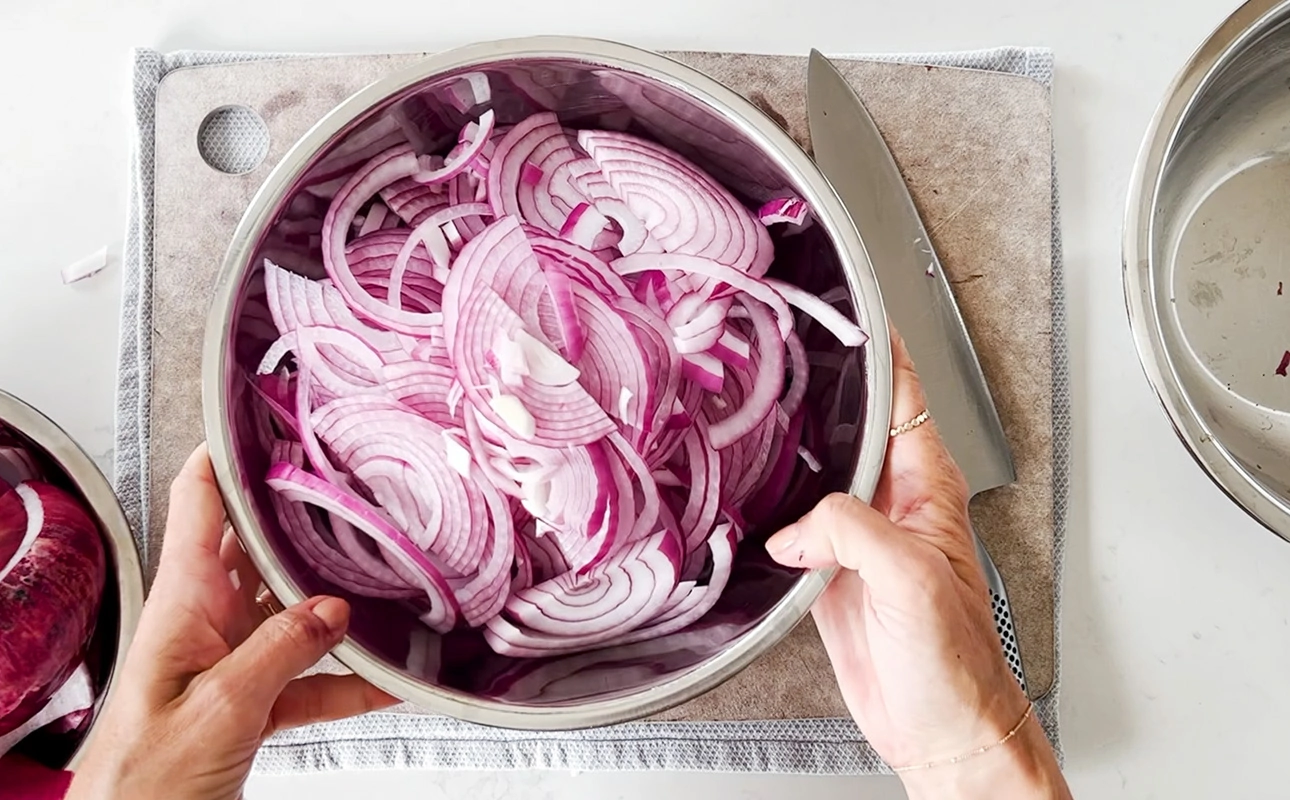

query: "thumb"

left=765, top=493, right=933, bottom=598
left=204, top=596, right=350, bottom=714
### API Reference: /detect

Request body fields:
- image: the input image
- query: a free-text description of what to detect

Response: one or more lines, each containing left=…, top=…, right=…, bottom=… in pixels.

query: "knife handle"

left=972, top=533, right=1028, bottom=695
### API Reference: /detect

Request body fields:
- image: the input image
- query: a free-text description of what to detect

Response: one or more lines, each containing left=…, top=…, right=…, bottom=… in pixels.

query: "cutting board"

left=146, top=51, right=1057, bottom=715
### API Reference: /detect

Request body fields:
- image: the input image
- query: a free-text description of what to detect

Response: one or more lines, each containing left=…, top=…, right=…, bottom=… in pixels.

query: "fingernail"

left=311, top=597, right=350, bottom=636
left=765, top=528, right=798, bottom=556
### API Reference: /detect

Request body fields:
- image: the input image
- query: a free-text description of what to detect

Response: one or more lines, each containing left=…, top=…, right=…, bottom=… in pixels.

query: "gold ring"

left=890, top=409, right=931, bottom=438
left=255, top=588, right=284, bottom=618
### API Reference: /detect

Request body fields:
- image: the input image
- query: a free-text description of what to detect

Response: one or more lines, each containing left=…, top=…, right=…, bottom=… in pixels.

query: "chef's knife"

left=806, top=50, right=1027, bottom=692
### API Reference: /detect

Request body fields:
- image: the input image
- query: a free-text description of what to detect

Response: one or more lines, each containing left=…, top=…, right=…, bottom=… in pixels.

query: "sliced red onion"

left=390, top=202, right=493, bottom=304
left=601, top=521, right=737, bottom=647
left=558, top=203, right=611, bottom=249
left=447, top=72, right=492, bottom=112
left=798, top=446, right=823, bottom=473
left=578, top=131, right=773, bottom=275
left=757, top=196, right=809, bottom=226
left=521, top=521, right=570, bottom=584
left=540, top=267, right=585, bottom=361
left=681, top=352, right=725, bottom=393
left=358, top=203, right=390, bottom=237
left=266, top=462, right=460, bottom=631
left=613, top=253, right=795, bottom=341
left=257, top=110, right=871, bottom=657
left=676, top=419, right=722, bottom=556
left=744, top=410, right=806, bottom=524
left=707, top=299, right=783, bottom=449
left=379, top=178, right=448, bottom=227
left=711, top=329, right=751, bottom=368
left=763, top=278, right=868, bottom=347
left=488, top=113, right=569, bottom=223
left=483, top=530, right=680, bottom=655
left=267, top=441, right=419, bottom=599
left=410, top=110, right=496, bottom=187
left=321, top=146, right=448, bottom=335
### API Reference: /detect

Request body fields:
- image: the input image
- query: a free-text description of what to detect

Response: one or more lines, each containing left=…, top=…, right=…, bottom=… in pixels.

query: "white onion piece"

left=0, top=484, right=44, bottom=583
left=60, top=246, right=109, bottom=285
left=489, top=393, right=537, bottom=440
left=764, top=278, right=868, bottom=347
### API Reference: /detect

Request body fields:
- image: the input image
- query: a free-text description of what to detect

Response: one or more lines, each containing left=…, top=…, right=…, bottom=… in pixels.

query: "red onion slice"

left=764, top=278, right=868, bottom=347
left=578, top=131, right=773, bottom=275
left=613, top=253, right=794, bottom=342
left=410, top=110, right=496, bottom=187
left=602, top=521, right=737, bottom=646
left=322, top=146, right=449, bottom=335
left=482, top=530, right=680, bottom=655
left=706, top=298, right=784, bottom=450
left=757, top=196, right=809, bottom=226
left=266, top=462, right=460, bottom=631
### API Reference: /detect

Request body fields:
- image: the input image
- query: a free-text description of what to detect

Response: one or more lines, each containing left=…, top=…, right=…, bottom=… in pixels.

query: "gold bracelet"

left=890, top=703, right=1035, bottom=774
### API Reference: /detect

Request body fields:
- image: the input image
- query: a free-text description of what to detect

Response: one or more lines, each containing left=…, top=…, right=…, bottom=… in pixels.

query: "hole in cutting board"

left=197, top=105, right=270, bottom=175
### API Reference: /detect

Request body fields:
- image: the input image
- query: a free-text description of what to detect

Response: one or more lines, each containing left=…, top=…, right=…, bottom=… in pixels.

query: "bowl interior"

left=215, top=51, right=874, bottom=718
left=1154, top=10, right=1290, bottom=501
left=0, top=402, right=140, bottom=768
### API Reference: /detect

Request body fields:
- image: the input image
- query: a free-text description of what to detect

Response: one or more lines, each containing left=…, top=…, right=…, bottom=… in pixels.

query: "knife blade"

left=806, top=50, right=1015, bottom=497
left=807, top=50, right=1027, bottom=690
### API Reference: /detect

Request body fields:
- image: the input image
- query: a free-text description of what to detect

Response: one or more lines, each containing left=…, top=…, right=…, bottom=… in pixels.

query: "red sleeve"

left=0, top=754, right=74, bottom=800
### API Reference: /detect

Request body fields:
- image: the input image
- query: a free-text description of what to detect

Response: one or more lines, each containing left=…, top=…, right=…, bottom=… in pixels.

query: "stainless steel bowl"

left=203, top=37, right=891, bottom=729
left=1127, top=0, right=1290, bottom=539
left=0, top=389, right=144, bottom=766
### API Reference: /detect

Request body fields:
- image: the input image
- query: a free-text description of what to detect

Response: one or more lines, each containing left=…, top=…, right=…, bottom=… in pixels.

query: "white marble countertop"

left=2, top=0, right=1284, bottom=796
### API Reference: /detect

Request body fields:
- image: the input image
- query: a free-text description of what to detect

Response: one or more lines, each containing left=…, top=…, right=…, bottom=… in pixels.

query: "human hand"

left=67, top=444, right=396, bottom=800
left=766, top=331, right=1070, bottom=798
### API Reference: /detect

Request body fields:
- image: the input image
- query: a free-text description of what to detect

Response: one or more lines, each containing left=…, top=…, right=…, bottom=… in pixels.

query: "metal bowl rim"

left=0, top=389, right=145, bottom=766
left=1124, top=0, right=1290, bottom=541
left=202, top=36, right=892, bottom=730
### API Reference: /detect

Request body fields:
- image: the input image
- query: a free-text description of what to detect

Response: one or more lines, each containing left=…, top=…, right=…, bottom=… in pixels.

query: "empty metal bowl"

left=202, top=37, right=890, bottom=729
left=0, top=389, right=144, bottom=767
left=1127, top=0, right=1290, bottom=538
